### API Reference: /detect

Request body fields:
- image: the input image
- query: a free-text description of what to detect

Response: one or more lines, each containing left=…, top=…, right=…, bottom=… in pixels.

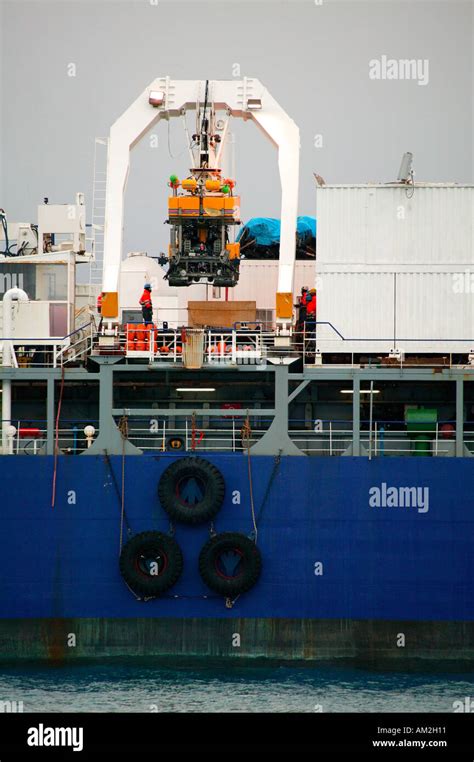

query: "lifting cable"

left=51, top=364, right=65, bottom=509
left=241, top=414, right=257, bottom=543
left=201, top=80, right=209, bottom=136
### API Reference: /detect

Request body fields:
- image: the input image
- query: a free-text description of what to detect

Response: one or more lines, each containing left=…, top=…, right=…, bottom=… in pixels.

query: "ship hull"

left=1, top=454, right=473, bottom=663
left=1, top=617, right=474, bottom=667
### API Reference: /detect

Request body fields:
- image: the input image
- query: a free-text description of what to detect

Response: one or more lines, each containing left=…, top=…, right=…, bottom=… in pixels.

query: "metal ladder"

left=88, top=137, right=109, bottom=292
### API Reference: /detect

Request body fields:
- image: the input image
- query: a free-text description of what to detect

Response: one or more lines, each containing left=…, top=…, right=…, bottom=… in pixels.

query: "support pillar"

left=84, top=358, right=141, bottom=455
left=46, top=375, right=55, bottom=455
left=1, top=379, right=11, bottom=453
left=250, top=364, right=304, bottom=456
left=352, top=376, right=361, bottom=456
left=456, top=378, right=464, bottom=457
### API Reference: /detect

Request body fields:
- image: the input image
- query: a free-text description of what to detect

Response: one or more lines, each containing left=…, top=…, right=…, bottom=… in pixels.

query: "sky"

left=0, top=0, right=472, bottom=256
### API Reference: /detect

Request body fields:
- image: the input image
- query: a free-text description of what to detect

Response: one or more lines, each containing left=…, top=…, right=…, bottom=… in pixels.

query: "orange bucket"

left=125, top=323, right=137, bottom=351
left=135, top=323, right=147, bottom=351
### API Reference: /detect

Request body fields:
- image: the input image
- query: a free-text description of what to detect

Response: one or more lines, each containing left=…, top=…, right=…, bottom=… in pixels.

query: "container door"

left=49, top=303, right=67, bottom=337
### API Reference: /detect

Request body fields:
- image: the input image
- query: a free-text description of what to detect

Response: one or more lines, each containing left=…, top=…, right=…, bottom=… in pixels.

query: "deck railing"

left=96, top=325, right=282, bottom=366
left=123, top=418, right=459, bottom=457
left=0, top=322, right=94, bottom=369
left=3, top=317, right=474, bottom=369
left=0, top=419, right=99, bottom=455
left=88, top=324, right=474, bottom=369
left=0, top=416, right=467, bottom=457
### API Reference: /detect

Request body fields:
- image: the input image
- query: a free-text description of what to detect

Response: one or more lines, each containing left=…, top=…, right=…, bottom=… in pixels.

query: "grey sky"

left=0, top=0, right=472, bottom=256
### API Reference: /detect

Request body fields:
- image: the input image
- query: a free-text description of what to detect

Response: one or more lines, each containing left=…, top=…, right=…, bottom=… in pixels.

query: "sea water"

left=0, top=662, right=472, bottom=713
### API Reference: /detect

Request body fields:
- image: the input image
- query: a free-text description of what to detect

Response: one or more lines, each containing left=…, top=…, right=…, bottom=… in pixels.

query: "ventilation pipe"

left=2, top=288, right=28, bottom=452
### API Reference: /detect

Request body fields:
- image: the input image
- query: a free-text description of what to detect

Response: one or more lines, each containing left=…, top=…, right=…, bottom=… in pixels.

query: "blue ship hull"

left=1, top=453, right=472, bottom=623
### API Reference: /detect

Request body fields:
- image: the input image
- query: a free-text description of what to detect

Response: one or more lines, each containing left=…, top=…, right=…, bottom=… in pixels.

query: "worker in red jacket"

left=304, top=289, right=317, bottom=343
left=303, top=288, right=317, bottom=357
left=297, top=286, right=309, bottom=328
left=139, top=283, right=153, bottom=324
left=305, top=288, right=316, bottom=321
left=96, top=292, right=103, bottom=331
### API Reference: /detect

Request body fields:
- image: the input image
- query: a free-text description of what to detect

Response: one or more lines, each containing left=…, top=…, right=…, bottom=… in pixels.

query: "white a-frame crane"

left=100, top=77, right=300, bottom=333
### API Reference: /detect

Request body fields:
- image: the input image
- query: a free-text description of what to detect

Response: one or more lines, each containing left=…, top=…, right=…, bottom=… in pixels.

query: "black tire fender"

left=158, top=457, right=225, bottom=525
left=166, top=436, right=185, bottom=452
left=119, top=531, right=183, bottom=598
left=198, top=532, right=262, bottom=597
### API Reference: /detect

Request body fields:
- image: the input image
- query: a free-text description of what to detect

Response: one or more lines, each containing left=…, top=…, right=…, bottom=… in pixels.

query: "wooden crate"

left=187, top=301, right=256, bottom=328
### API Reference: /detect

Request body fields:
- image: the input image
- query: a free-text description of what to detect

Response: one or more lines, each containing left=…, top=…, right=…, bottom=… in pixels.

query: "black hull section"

left=1, top=618, right=473, bottom=669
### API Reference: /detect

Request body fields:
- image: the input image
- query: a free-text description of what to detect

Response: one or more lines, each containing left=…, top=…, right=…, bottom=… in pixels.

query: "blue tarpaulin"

left=237, top=216, right=316, bottom=246
left=297, top=215, right=317, bottom=241
left=237, top=217, right=280, bottom=246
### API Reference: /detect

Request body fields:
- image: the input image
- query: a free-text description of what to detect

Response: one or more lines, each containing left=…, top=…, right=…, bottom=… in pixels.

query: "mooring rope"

left=118, top=415, right=129, bottom=553
left=241, top=414, right=257, bottom=543
left=51, top=364, right=66, bottom=509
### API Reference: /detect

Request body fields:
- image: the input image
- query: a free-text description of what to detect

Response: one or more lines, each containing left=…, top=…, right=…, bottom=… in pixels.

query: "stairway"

left=88, top=137, right=109, bottom=289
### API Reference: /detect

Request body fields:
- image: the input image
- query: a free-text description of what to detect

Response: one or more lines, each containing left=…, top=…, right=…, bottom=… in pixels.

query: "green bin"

left=404, top=407, right=437, bottom=456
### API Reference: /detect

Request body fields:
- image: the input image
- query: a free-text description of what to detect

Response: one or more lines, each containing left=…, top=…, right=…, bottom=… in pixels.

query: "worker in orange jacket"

left=139, top=283, right=153, bottom=325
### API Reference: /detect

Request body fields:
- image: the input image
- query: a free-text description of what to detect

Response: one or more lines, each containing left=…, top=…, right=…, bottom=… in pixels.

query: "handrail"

left=58, top=321, right=93, bottom=342
left=0, top=412, right=465, bottom=457
left=314, top=320, right=474, bottom=343
left=0, top=321, right=93, bottom=344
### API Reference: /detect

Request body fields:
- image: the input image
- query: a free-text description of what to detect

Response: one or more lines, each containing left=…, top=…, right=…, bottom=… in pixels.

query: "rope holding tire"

left=119, top=531, right=183, bottom=598
left=198, top=532, right=262, bottom=597
left=158, top=456, right=225, bottom=525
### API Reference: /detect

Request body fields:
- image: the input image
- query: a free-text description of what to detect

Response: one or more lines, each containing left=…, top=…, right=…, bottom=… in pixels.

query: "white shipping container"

left=226, top=260, right=315, bottom=311
left=315, top=184, right=474, bottom=355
